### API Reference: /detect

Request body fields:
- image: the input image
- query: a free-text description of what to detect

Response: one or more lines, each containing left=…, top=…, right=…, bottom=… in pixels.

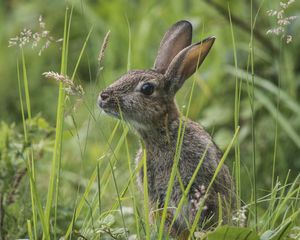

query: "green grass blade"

left=45, top=6, right=72, bottom=236
left=64, top=121, right=127, bottom=238
left=70, top=26, right=94, bottom=81
left=19, top=54, right=48, bottom=239
left=157, top=115, right=184, bottom=239
left=21, top=49, right=32, bottom=120
left=250, top=0, right=258, bottom=229
left=125, top=16, right=132, bottom=71
left=64, top=168, right=98, bottom=238
left=217, top=193, right=223, bottom=226
left=142, top=148, right=151, bottom=240
left=97, top=163, right=101, bottom=215
left=168, top=144, right=210, bottom=231
left=228, top=2, right=242, bottom=210
left=106, top=155, right=144, bottom=218
left=158, top=66, right=200, bottom=239
left=17, top=59, right=37, bottom=240
left=189, top=126, right=240, bottom=237
left=271, top=175, right=300, bottom=227
left=27, top=220, right=34, bottom=240
left=106, top=153, right=129, bottom=238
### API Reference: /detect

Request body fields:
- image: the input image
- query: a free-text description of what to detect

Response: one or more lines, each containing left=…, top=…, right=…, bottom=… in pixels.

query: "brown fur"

left=98, top=20, right=235, bottom=238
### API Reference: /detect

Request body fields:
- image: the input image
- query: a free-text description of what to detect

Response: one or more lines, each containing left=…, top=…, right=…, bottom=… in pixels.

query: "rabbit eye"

left=141, top=83, right=155, bottom=95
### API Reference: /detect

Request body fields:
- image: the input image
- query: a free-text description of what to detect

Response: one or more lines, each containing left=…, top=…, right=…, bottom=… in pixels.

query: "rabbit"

left=98, top=20, right=235, bottom=238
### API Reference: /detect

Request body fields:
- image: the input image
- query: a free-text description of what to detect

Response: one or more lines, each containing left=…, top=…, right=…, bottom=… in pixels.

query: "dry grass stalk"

left=43, top=71, right=85, bottom=96
left=98, top=30, right=111, bottom=66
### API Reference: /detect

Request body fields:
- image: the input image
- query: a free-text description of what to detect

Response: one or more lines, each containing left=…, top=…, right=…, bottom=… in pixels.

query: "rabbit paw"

left=190, top=185, right=208, bottom=214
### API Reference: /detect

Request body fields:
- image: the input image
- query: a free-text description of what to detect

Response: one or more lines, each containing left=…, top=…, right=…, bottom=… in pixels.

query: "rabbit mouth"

left=99, top=103, right=120, bottom=118
left=98, top=97, right=121, bottom=118
left=100, top=103, right=121, bottom=118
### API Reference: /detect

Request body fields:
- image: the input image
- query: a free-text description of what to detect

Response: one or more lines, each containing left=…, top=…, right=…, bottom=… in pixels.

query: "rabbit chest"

left=135, top=146, right=175, bottom=203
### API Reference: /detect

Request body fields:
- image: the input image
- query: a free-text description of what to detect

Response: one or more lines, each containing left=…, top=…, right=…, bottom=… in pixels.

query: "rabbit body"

left=98, top=20, right=234, bottom=237
left=134, top=114, right=232, bottom=235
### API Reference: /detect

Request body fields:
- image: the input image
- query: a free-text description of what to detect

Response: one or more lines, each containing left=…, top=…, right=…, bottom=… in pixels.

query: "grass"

left=1, top=0, right=300, bottom=239
left=228, top=0, right=242, bottom=216
left=45, top=7, right=70, bottom=239
left=17, top=53, right=38, bottom=239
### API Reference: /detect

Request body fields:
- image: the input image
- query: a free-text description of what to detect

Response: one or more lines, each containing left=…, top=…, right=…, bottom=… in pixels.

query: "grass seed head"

left=8, top=15, right=59, bottom=55
left=98, top=30, right=111, bottom=66
left=266, top=0, right=298, bottom=44
left=43, top=71, right=85, bottom=96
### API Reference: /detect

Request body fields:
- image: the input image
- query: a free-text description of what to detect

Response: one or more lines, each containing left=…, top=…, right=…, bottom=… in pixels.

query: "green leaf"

left=260, top=220, right=293, bottom=240
left=204, top=226, right=259, bottom=240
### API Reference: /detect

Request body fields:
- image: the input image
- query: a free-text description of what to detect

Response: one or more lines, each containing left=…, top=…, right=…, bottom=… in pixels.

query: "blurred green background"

left=1, top=0, right=300, bottom=238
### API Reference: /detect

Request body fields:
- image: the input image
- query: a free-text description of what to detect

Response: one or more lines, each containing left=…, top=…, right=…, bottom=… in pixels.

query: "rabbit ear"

left=164, top=36, right=215, bottom=95
left=153, top=20, right=192, bottom=74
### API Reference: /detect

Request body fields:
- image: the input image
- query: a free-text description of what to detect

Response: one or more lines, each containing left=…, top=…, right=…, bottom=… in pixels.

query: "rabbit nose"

left=100, top=92, right=110, bottom=101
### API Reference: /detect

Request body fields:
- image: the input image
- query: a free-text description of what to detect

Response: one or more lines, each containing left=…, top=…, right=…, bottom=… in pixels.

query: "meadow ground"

left=0, top=0, right=299, bottom=239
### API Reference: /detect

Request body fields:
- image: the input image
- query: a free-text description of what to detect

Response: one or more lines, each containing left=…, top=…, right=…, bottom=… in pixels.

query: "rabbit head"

left=98, top=20, right=215, bottom=132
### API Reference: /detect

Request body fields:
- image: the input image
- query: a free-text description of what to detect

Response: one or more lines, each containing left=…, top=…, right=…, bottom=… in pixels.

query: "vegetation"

left=0, top=0, right=299, bottom=239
